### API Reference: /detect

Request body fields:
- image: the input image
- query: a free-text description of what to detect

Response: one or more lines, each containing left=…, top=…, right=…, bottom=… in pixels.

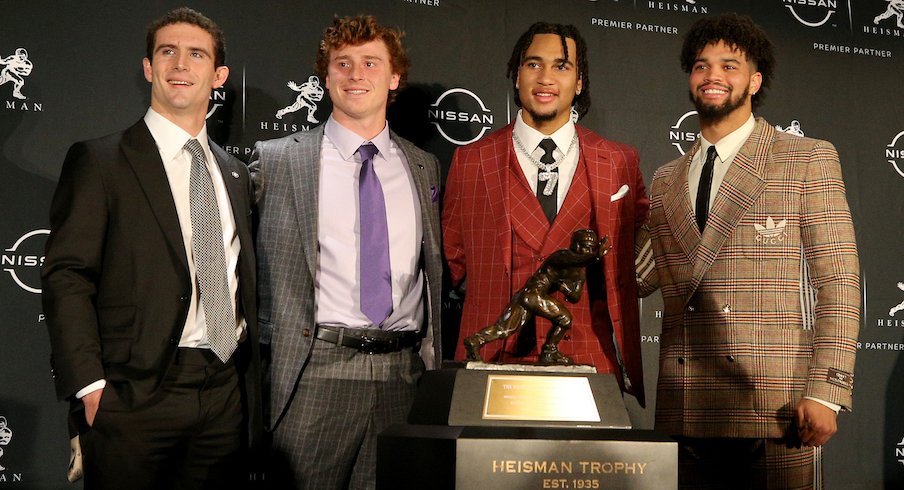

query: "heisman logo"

left=775, top=119, right=805, bottom=137
left=3, top=229, right=49, bottom=294
left=875, top=0, right=904, bottom=29
left=754, top=216, right=788, bottom=244
left=883, top=130, right=904, bottom=179
left=275, top=76, right=324, bottom=123
left=0, top=416, right=11, bottom=472
left=644, top=0, right=710, bottom=14
left=428, top=88, right=494, bottom=146
left=669, top=110, right=699, bottom=155
left=889, top=282, right=904, bottom=317
left=782, top=0, right=842, bottom=28
left=0, top=48, right=32, bottom=100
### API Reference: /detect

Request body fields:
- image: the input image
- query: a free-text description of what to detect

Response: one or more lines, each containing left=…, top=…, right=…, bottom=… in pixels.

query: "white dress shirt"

left=512, top=110, right=580, bottom=211
left=315, top=116, right=424, bottom=332
left=687, top=114, right=755, bottom=214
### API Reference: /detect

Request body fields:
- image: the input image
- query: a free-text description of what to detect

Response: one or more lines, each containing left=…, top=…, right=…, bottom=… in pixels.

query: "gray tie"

left=185, top=139, right=236, bottom=362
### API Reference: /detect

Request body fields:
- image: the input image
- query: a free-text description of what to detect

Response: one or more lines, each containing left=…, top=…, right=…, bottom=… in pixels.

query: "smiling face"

left=142, top=22, right=228, bottom=132
left=688, top=40, right=761, bottom=124
left=325, top=39, right=400, bottom=137
left=516, top=33, right=582, bottom=134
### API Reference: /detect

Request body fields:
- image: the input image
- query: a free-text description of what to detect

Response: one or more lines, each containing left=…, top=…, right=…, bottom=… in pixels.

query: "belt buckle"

left=359, top=333, right=392, bottom=354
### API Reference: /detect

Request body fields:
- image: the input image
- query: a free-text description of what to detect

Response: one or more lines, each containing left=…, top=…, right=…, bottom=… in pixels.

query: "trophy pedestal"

left=408, top=363, right=631, bottom=429
left=377, top=366, right=677, bottom=489
left=377, top=426, right=677, bottom=489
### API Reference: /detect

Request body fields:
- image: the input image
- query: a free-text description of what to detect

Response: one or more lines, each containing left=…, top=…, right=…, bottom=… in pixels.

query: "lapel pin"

left=231, top=171, right=240, bottom=179
left=430, top=185, right=438, bottom=203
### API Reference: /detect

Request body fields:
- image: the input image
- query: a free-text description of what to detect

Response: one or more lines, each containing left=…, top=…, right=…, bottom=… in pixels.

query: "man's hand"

left=81, top=389, right=103, bottom=427
left=794, top=398, right=837, bottom=447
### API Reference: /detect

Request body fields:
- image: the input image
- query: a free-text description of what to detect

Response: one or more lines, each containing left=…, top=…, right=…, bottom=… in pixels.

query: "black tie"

left=537, top=138, right=558, bottom=224
left=696, top=146, right=718, bottom=232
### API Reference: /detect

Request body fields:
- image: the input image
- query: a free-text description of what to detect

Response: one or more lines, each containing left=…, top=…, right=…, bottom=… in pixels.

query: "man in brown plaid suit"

left=636, top=13, right=860, bottom=489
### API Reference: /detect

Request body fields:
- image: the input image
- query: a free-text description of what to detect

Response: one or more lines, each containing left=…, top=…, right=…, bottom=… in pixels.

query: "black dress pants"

left=82, top=348, right=242, bottom=490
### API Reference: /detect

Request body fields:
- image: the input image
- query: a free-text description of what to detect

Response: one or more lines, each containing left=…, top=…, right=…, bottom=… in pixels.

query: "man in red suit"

left=442, top=22, right=649, bottom=405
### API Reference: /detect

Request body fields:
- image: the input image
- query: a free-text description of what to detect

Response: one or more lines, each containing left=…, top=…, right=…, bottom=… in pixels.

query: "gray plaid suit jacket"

left=639, top=118, right=860, bottom=439
left=249, top=126, right=443, bottom=429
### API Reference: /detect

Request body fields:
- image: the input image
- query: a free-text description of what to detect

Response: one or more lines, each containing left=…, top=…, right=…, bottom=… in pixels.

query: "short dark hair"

left=506, top=22, right=591, bottom=121
left=315, top=15, right=410, bottom=103
left=681, top=13, right=775, bottom=110
left=146, top=7, right=226, bottom=67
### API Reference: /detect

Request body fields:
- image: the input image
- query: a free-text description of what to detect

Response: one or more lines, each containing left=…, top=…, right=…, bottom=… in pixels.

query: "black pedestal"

left=377, top=425, right=677, bottom=489
left=408, top=367, right=632, bottom=428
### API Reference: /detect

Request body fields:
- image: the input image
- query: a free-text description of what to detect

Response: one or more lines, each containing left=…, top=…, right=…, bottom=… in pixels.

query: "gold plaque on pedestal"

left=482, top=375, right=601, bottom=422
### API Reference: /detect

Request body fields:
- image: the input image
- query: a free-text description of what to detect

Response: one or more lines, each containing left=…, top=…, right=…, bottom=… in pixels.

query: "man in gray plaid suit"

left=249, top=15, right=442, bottom=490
left=637, top=13, right=860, bottom=489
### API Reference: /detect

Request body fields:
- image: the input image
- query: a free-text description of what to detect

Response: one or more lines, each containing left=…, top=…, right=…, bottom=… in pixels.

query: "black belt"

left=174, top=347, right=233, bottom=366
left=315, top=326, right=421, bottom=354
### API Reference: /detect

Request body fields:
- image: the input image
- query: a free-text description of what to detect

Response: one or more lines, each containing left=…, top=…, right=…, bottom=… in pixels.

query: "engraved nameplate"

left=482, top=375, right=601, bottom=422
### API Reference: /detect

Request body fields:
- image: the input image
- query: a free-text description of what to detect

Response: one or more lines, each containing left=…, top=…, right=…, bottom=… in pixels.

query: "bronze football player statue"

left=464, top=228, right=609, bottom=365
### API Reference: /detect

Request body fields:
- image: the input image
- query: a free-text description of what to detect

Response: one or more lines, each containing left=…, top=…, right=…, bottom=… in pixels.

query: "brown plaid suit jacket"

left=639, top=118, right=860, bottom=438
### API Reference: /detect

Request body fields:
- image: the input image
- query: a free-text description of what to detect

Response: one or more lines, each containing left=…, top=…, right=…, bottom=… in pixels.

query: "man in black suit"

left=42, top=7, right=259, bottom=489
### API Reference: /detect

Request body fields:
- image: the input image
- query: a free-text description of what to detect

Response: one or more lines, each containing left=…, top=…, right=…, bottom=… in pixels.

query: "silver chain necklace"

left=512, top=131, right=578, bottom=196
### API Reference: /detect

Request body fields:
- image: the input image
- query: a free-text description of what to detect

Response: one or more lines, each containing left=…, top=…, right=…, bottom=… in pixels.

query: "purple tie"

left=357, top=143, right=392, bottom=326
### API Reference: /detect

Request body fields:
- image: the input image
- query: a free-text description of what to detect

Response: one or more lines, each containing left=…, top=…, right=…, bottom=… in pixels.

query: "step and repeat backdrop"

left=2, top=0, right=903, bottom=488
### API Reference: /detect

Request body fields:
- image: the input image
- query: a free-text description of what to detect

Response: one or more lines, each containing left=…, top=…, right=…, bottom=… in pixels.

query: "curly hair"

left=680, top=13, right=775, bottom=110
left=314, top=15, right=410, bottom=103
left=146, top=7, right=226, bottom=67
left=506, top=22, right=591, bottom=121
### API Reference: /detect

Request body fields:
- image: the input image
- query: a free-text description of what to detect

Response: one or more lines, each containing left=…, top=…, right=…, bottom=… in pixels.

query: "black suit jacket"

left=42, top=119, right=261, bottom=444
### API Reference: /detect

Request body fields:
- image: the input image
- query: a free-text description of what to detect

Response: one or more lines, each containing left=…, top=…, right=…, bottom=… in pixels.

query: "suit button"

left=722, top=305, right=731, bottom=313
left=169, top=337, right=177, bottom=345
left=303, top=328, right=311, bottom=337
left=677, top=357, right=685, bottom=364
left=687, top=305, right=695, bottom=312
left=727, top=355, right=736, bottom=362
left=179, top=294, right=189, bottom=301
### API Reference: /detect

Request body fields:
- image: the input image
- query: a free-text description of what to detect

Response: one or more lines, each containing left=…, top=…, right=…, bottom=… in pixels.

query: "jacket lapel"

left=689, top=118, right=771, bottom=292
left=393, top=131, right=439, bottom=241
left=289, top=127, right=323, bottom=279
left=506, top=127, right=550, bottom=254
left=662, top=144, right=698, bottom=265
left=120, top=120, right=189, bottom=274
left=210, top=143, right=251, bottom=242
left=543, top=144, right=591, bottom=255
left=481, top=126, right=516, bottom=272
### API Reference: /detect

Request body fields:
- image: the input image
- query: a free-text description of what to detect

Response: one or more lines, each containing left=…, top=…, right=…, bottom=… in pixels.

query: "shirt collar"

left=143, top=108, right=210, bottom=161
left=514, top=109, right=576, bottom=154
left=699, top=113, right=756, bottom=162
left=324, top=115, right=392, bottom=161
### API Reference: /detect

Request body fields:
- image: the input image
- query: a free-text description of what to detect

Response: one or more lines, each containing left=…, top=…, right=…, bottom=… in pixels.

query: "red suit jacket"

left=443, top=123, right=649, bottom=405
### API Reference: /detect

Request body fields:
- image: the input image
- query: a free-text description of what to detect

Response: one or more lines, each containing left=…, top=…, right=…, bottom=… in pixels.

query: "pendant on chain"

left=538, top=170, right=558, bottom=196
